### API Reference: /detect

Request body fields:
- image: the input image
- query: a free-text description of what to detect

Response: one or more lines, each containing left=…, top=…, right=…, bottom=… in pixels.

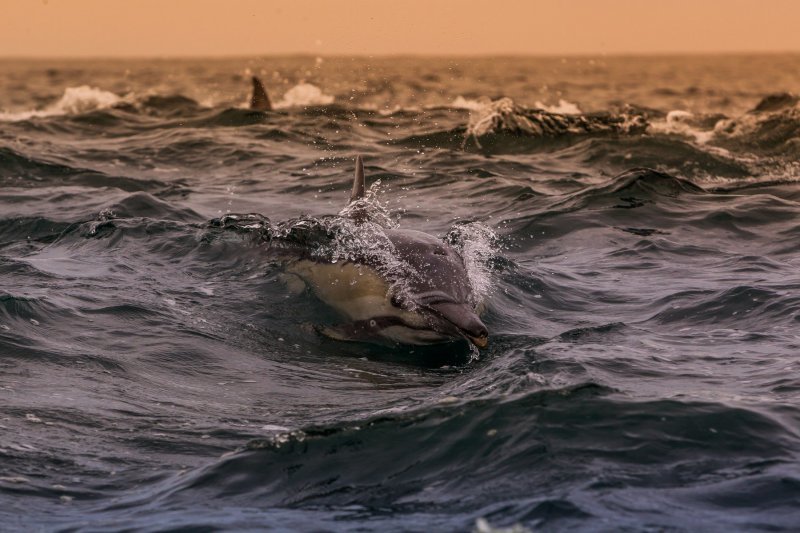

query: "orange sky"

left=3, top=0, right=800, bottom=57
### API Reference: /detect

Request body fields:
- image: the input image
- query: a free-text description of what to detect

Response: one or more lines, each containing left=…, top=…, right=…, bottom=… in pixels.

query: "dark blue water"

left=1, top=56, right=800, bottom=531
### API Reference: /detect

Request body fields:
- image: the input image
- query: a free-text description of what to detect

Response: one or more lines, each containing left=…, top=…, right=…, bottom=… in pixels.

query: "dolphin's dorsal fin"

left=250, top=76, right=272, bottom=111
left=350, top=155, right=366, bottom=203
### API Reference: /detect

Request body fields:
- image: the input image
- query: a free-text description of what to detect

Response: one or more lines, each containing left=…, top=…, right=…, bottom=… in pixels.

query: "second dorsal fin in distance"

left=250, top=76, right=272, bottom=111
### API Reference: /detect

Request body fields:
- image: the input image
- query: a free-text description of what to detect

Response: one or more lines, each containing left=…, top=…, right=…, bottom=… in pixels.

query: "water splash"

left=464, top=96, right=647, bottom=141
left=274, top=83, right=334, bottom=108
left=445, top=221, right=498, bottom=307
left=451, top=96, right=489, bottom=110
left=337, top=179, right=397, bottom=228
left=271, top=189, right=496, bottom=314
left=0, top=85, right=122, bottom=121
left=648, top=109, right=716, bottom=143
left=533, top=98, right=582, bottom=115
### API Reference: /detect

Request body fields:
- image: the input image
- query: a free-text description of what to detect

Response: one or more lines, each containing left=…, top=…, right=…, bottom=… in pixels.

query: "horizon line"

left=2, top=50, right=800, bottom=61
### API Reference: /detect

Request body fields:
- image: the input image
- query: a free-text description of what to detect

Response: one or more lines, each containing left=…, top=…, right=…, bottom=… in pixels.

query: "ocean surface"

left=1, top=55, right=800, bottom=531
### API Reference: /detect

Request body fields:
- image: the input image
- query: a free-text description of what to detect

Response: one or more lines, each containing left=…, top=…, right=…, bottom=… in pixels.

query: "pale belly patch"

left=284, top=260, right=428, bottom=328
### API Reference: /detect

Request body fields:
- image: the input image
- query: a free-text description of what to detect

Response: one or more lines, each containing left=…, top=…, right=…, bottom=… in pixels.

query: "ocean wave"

left=463, top=97, right=648, bottom=146
left=648, top=284, right=800, bottom=329
left=273, top=83, right=335, bottom=109
left=751, top=92, right=799, bottom=113
left=102, top=192, right=203, bottom=222
left=648, top=110, right=719, bottom=144
left=533, top=99, right=583, bottom=115
left=102, top=390, right=800, bottom=531
left=635, top=93, right=800, bottom=158
left=450, top=96, right=487, bottom=110
left=449, top=96, right=582, bottom=116
left=0, top=86, right=122, bottom=122
left=3, top=57, right=800, bottom=532
left=0, top=146, right=171, bottom=191
left=0, top=82, right=335, bottom=124
left=0, top=293, right=59, bottom=324
left=553, top=167, right=705, bottom=213
left=713, top=104, right=800, bottom=156
left=562, top=136, right=753, bottom=178
left=0, top=216, right=77, bottom=245
left=122, top=94, right=204, bottom=118
left=448, top=93, right=800, bottom=165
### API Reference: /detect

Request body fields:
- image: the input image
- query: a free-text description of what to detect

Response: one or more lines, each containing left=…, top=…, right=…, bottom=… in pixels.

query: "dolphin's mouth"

left=424, top=300, right=489, bottom=350
left=466, top=334, right=489, bottom=349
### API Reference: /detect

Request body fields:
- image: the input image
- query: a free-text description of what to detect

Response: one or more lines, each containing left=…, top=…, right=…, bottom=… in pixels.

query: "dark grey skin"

left=383, top=228, right=488, bottom=346
left=284, top=156, right=489, bottom=348
left=250, top=77, right=272, bottom=111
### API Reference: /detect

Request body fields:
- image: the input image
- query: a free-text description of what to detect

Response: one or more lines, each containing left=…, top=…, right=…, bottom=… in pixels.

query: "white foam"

left=474, top=517, right=532, bottom=533
left=667, top=109, right=694, bottom=123
left=450, top=96, right=489, bottom=110
left=454, top=95, right=582, bottom=115
left=274, top=83, right=334, bottom=109
left=377, top=104, right=406, bottom=116
left=648, top=109, right=715, bottom=144
left=446, top=222, right=497, bottom=307
left=534, top=98, right=582, bottom=115
left=0, top=86, right=122, bottom=122
left=465, top=97, right=521, bottom=138
left=261, top=424, right=291, bottom=432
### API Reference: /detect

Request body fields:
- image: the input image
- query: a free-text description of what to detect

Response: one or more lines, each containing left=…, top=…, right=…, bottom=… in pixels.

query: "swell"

left=83, top=388, right=800, bottom=531
left=2, top=59, right=800, bottom=532
left=0, top=146, right=172, bottom=192
left=4, top=87, right=799, bottom=182
left=502, top=166, right=800, bottom=249
left=647, top=284, right=800, bottom=328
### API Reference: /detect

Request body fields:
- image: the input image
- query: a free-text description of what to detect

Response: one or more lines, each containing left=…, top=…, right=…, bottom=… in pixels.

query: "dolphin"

left=250, top=76, right=272, bottom=111
left=283, top=156, right=489, bottom=349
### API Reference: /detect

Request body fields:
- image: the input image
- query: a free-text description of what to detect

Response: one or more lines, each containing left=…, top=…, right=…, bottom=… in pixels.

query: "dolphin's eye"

left=433, top=247, right=447, bottom=256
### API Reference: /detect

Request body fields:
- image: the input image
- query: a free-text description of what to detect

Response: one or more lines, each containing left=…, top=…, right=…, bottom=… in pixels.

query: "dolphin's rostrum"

left=285, top=157, right=489, bottom=348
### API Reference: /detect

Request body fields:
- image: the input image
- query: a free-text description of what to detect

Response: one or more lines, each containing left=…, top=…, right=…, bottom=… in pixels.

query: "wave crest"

left=0, top=85, right=122, bottom=122
left=274, top=83, right=334, bottom=109
left=464, top=97, right=648, bottom=141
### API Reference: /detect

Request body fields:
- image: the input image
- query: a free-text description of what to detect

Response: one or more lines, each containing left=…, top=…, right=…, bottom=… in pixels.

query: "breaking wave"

left=0, top=85, right=122, bottom=121
left=463, top=97, right=648, bottom=142
left=273, top=83, right=335, bottom=108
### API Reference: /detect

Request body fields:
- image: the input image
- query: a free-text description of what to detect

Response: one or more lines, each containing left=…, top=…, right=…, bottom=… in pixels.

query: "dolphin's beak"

left=427, top=302, right=489, bottom=349
left=467, top=334, right=489, bottom=349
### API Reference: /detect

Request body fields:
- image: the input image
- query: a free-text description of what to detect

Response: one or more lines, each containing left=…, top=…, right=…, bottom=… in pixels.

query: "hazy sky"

left=3, top=0, right=800, bottom=57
